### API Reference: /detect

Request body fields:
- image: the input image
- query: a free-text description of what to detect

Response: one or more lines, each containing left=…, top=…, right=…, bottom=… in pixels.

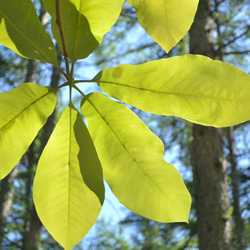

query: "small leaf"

left=0, top=0, right=57, bottom=64
left=0, top=83, right=56, bottom=180
left=81, top=92, right=191, bottom=223
left=127, top=0, right=199, bottom=52
left=95, top=55, right=250, bottom=127
left=42, top=0, right=124, bottom=61
left=222, top=206, right=233, bottom=220
left=33, top=106, right=104, bottom=250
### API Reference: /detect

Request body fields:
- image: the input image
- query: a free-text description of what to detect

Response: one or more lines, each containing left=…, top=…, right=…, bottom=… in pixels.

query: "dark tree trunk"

left=0, top=166, right=19, bottom=248
left=25, top=59, right=39, bottom=83
left=20, top=2, right=62, bottom=247
left=21, top=51, right=42, bottom=250
left=21, top=44, right=62, bottom=250
left=22, top=207, right=42, bottom=250
left=227, top=126, right=246, bottom=249
left=192, top=126, right=232, bottom=249
left=0, top=11, right=40, bottom=249
left=189, top=0, right=233, bottom=249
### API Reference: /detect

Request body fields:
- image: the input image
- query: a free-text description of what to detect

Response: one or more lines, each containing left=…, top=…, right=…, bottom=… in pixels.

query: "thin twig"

left=55, top=0, right=71, bottom=79
left=216, top=26, right=250, bottom=52
left=222, top=50, right=250, bottom=55
left=95, top=42, right=156, bottom=66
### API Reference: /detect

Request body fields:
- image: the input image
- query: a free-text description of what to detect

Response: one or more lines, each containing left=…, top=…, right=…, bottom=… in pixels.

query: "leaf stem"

left=51, top=81, right=69, bottom=93
left=73, top=79, right=96, bottom=84
left=69, top=85, right=73, bottom=107
left=71, top=61, right=76, bottom=79
left=55, top=0, right=71, bottom=79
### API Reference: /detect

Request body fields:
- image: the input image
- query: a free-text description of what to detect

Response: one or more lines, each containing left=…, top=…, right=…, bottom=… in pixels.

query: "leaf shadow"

left=52, top=0, right=99, bottom=60
left=74, top=111, right=105, bottom=205
left=0, top=2, right=56, bottom=63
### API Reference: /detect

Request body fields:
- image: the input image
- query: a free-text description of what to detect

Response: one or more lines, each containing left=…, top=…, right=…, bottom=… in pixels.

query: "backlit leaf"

left=42, top=0, right=124, bottom=61
left=81, top=92, right=191, bottom=223
left=33, top=106, right=104, bottom=250
left=0, top=0, right=57, bottom=64
left=95, top=55, right=250, bottom=127
left=0, top=83, right=56, bottom=180
left=127, top=0, right=198, bottom=52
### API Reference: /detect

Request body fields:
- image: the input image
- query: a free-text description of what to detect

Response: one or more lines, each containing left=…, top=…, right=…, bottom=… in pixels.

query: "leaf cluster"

left=0, top=0, right=249, bottom=249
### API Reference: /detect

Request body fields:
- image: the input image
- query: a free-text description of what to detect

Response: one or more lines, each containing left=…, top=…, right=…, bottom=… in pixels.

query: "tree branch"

left=55, top=0, right=70, bottom=79
left=216, top=25, right=250, bottom=52
left=95, top=42, right=157, bottom=66
left=222, top=50, right=250, bottom=55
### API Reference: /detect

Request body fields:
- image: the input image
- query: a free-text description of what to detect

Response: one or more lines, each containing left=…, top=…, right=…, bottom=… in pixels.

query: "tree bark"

left=0, top=165, right=19, bottom=248
left=227, top=126, right=246, bottom=249
left=192, top=126, right=232, bottom=249
left=189, top=0, right=233, bottom=249
left=21, top=50, right=42, bottom=250
left=20, top=2, right=62, bottom=247
left=21, top=43, right=62, bottom=250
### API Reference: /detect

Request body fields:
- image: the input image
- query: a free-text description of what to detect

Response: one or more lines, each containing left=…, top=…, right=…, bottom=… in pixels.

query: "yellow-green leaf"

left=42, top=0, right=124, bottom=61
left=127, top=0, right=199, bottom=52
left=0, top=83, right=56, bottom=180
left=33, top=106, right=104, bottom=250
left=0, top=0, right=57, bottom=64
left=95, top=55, right=250, bottom=127
left=81, top=92, right=191, bottom=223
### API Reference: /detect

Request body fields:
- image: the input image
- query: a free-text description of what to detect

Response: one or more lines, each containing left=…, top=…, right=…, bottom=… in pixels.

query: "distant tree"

left=90, top=0, right=250, bottom=249
left=82, top=218, right=132, bottom=250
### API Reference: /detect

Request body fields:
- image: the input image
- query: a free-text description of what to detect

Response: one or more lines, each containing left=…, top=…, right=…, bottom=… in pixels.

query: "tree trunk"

left=21, top=52, right=42, bottom=250
left=0, top=165, right=19, bottom=248
left=189, top=0, right=233, bottom=249
left=192, top=126, right=232, bottom=249
left=227, top=126, right=246, bottom=249
left=25, top=59, right=39, bottom=83
left=20, top=2, right=62, bottom=247
left=21, top=43, right=62, bottom=250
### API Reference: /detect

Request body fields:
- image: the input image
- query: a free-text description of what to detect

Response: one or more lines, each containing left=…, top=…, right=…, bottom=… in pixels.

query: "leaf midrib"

left=99, top=80, right=250, bottom=102
left=85, top=95, right=171, bottom=201
left=0, top=88, right=54, bottom=132
left=0, top=8, right=54, bottom=64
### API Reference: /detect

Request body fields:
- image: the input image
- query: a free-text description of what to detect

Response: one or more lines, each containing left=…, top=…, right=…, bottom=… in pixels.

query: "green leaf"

left=33, top=106, right=104, bottom=250
left=0, top=83, right=56, bottom=180
left=0, top=0, right=57, bottom=64
left=42, top=0, right=124, bottom=61
left=81, top=92, right=191, bottom=223
left=95, top=55, right=250, bottom=127
left=127, top=0, right=199, bottom=52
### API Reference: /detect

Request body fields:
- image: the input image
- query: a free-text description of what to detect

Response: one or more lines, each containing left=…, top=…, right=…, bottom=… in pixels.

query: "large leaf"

left=127, top=0, right=199, bottom=52
left=33, top=106, right=104, bottom=250
left=81, top=92, right=191, bottom=223
left=0, top=0, right=57, bottom=64
left=0, top=83, right=56, bottom=180
left=95, top=55, right=250, bottom=127
left=42, top=0, right=124, bottom=61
